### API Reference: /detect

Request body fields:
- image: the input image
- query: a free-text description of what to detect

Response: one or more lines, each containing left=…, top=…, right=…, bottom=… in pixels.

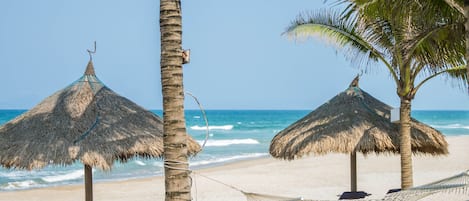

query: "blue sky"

left=0, top=0, right=468, bottom=110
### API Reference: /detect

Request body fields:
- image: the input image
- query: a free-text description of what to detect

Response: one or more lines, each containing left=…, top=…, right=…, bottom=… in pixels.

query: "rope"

left=192, top=172, right=306, bottom=201
left=383, top=170, right=469, bottom=200
left=416, top=170, right=469, bottom=187
left=73, top=116, right=100, bottom=144
left=185, top=91, right=210, bottom=150
left=164, top=160, right=190, bottom=171
left=184, top=91, right=209, bottom=201
left=72, top=75, right=103, bottom=144
left=192, top=172, right=248, bottom=193
left=192, top=169, right=469, bottom=201
left=193, top=173, right=199, bottom=201
left=183, top=92, right=307, bottom=201
left=160, top=92, right=209, bottom=200
left=162, top=159, right=195, bottom=200
left=162, top=92, right=209, bottom=171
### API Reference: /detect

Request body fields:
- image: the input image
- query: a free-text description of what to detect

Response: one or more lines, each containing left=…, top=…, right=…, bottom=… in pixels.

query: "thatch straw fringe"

left=270, top=85, right=447, bottom=160
left=0, top=61, right=201, bottom=171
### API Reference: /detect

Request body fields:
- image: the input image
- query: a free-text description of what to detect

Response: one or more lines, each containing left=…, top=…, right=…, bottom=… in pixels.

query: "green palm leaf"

left=283, top=11, right=396, bottom=77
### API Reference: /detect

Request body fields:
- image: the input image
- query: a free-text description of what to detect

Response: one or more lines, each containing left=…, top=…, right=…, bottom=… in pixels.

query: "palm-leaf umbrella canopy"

left=270, top=77, right=447, bottom=159
left=269, top=76, right=447, bottom=197
left=0, top=55, right=200, bottom=200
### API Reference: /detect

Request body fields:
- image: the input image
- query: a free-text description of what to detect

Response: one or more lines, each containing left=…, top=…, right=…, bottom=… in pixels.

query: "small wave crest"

left=134, top=160, right=146, bottom=166
left=197, top=139, right=260, bottom=147
left=431, top=124, right=469, bottom=130
left=0, top=171, right=36, bottom=178
left=190, top=125, right=234, bottom=130
left=190, top=153, right=268, bottom=167
left=152, top=162, right=163, bottom=168
left=2, top=180, right=39, bottom=190
left=41, top=170, right=85, bottom=183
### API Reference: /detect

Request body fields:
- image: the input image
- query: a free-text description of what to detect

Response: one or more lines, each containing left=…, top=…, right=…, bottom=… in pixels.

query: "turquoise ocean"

left=0, top=110, right=468, bottom=191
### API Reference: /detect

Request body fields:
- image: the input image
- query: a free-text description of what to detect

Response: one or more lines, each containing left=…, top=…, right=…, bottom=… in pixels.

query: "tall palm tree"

left=160, top=0, right=192, bottom=200
left=335, top=0, right=468, bottom=189
left=284, top=4, right=467, bottom=189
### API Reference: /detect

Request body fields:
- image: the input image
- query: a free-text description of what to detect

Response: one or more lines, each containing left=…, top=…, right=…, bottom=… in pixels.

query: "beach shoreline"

left=0, top=135, right=468, bottom=201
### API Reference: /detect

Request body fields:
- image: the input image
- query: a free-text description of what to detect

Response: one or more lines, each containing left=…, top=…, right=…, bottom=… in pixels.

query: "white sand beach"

left=1, top=135, right=468, bottom=201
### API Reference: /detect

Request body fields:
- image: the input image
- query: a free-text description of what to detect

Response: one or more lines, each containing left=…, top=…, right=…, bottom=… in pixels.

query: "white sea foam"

left=41, top=170, right=85, bottom=183
left=152, top=162, right=164, bottom=168
left=2, top=180, right=38, bottom=190
left=431, top=124, right=469, bottom=130
left=0, top=171, right=36, bottom=178
left=190, top=125, right=234, bottom=130
left=190, top=153, right=268, bottom=167
left=135, top=160, right=146, bottom=166
left=193, top=116, right=201, bottom=119
left=197, top=139, right=260, bottom=147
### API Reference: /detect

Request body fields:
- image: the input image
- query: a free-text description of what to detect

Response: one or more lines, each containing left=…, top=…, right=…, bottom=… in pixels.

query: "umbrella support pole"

left=84, top=164, right=93, bottom=201
left=350, top=151, right=357, bottom=192
left=339, top=152, right=370, bottom=199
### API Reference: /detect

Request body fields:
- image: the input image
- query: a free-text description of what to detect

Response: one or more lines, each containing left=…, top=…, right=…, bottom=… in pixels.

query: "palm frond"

left=404, top=22, right=465, bottom=71
left=362, top=19, right=395, bottom=57
left=284, top=10, right=393, bottom=73
left=443, top=66, right=468, bottom=81
left=443, top=0, right=464, bottom=15
left=415, top=66, right=468, bottom=93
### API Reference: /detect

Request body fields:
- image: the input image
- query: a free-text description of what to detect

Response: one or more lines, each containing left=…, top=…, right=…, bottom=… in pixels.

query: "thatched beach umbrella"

left=0, top=52, right=200, bottom=201
left=269, top=76, right=447, bottom=198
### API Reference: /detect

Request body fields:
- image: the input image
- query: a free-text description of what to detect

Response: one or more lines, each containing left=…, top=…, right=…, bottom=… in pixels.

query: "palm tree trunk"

left=399, top=98, right=413, bottom=189
left=465, top=0, right=469, bottom=84
left=160, top=0, right=191, bottom=200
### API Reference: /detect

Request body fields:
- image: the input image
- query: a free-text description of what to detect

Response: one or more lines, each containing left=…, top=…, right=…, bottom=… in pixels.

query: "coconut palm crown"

left=337, top=0, right=468, bottom=88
